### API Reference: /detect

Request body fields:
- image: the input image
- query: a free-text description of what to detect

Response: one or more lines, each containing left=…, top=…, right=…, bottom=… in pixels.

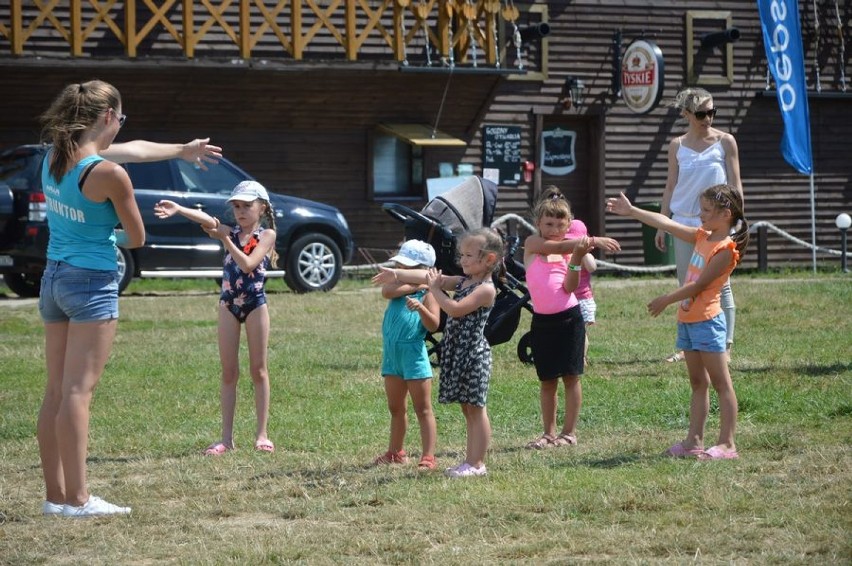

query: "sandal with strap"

left=552, top=433, right=578, bottom=446
left=203, top=442, right=233, bottom=456
left=417, top=455, right=436, bottom=470
left=525, top=434, right=558, bottom=450
left=665, top=351, right=685, bottom=363
left=373, top=449, right=408, bottom=465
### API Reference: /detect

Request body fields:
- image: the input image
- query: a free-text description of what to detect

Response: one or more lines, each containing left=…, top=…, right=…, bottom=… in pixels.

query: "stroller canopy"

left=421, top=176, right=498, bottom=236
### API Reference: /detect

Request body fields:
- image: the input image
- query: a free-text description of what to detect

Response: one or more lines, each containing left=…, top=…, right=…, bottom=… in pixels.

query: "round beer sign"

left=621, top=39, right=665, bottom=114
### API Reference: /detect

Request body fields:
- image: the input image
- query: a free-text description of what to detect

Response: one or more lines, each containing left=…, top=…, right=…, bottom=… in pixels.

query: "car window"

left=0, top=149, right=43, bottom=191
left=124, top=161, right=180, bottom=191
left=175, top=160, right=246, bottom=195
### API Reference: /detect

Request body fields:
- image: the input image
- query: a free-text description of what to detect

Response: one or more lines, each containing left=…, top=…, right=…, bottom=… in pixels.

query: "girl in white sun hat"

left=372, top=240, right=441, bottom=470
left=154, top=180, right=278, bottom=456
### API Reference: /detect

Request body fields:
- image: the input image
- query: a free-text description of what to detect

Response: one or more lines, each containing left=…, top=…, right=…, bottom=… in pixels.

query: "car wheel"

left=283, top=233, right=342, bottom=293
left=3, top=272, right=41, bottom=298
left=116, top=247, right=134, bottom=294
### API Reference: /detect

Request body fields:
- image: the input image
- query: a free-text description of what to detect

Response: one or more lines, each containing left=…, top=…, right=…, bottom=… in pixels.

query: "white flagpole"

left=810, top=172, right=816, bottom=273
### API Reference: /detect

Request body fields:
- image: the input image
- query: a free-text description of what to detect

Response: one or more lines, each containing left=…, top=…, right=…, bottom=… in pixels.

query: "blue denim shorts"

left=39, top=260, right=119, bottom=323
left=675, top=313, right=727, bottom=353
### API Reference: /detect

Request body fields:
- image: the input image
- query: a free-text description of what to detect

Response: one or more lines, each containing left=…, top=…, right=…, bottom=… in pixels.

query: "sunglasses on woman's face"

left=692, top=108, right=717, bottom=120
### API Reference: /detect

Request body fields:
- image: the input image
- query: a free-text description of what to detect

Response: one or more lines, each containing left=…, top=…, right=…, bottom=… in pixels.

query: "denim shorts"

left=675, top=313, right=727, bottom=353
left=39, top=260, right=119, bottom=323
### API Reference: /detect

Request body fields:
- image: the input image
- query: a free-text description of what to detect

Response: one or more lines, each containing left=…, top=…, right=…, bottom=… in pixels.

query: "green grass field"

left=0, top=274, right=850, bottom=564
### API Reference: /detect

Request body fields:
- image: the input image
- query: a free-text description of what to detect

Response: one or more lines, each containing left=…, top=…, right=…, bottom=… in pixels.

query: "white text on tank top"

left=670, top=141, right=727, bottom=218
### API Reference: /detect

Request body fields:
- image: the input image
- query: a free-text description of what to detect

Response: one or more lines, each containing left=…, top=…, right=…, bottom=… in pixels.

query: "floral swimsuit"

left=220, top=227, right=269, bottom=322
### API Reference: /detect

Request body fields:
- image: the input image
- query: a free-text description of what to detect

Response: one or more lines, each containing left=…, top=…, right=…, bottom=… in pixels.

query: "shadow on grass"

left=87, top=455, right=146, bottom=465
left=245, top=448, right=470, bottom=487
left=569, top=452, right=646, bottom=469
left=735, top=362, right=852, bottom=377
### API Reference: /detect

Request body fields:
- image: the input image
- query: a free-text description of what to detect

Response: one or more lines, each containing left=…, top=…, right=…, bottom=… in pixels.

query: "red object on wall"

left=523, top=160, right=535, bottom=183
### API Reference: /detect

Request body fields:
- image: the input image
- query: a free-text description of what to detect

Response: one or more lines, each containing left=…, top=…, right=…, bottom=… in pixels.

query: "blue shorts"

left=676, top=313, right=726, bottom=353
left=382, top=340, right=433, bottom=380
left=39, top=260, right=119, bottom=323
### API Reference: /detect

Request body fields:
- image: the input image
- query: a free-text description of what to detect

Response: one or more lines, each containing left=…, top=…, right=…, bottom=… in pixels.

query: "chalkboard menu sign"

left=482, top=125, right=521, bottom=186
left=540, top=127, right=577, bottom=176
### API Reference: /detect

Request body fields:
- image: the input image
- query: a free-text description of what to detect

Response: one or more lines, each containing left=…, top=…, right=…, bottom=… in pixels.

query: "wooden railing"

left=0, top=0, right=523, bottom=64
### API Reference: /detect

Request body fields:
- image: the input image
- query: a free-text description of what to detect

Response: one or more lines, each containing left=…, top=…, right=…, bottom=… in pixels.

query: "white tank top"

left=670, top=140, right=727, bottom=222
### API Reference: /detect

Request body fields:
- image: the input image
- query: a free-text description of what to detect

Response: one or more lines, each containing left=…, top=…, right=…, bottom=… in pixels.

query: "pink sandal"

left=665, top=442, right=704, bottom=458
left=203, top=442, right=233, bottom=456
left=698, top=445, right=739, bottom=460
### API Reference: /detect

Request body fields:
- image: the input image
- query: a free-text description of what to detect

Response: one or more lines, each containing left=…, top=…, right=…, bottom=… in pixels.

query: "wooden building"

left=1, top=1, right=849, bottom=269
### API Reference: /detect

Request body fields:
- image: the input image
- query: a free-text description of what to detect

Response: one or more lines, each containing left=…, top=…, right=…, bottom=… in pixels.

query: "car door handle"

left=192, top=203, right=206, bottom=210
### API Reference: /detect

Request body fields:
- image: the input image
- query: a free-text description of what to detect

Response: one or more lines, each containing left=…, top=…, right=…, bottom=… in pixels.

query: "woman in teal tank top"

left=35, top=80, right=222, bottom=518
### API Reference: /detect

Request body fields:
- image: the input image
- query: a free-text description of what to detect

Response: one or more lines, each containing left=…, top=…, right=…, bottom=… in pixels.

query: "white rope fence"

left=749, top=220, right=842, bottom=256
left=346, top=215, right=845, bottom=275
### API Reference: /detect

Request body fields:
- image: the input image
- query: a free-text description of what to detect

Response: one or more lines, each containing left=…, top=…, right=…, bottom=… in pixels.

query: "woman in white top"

left=658, top=88, right=742, bottom=361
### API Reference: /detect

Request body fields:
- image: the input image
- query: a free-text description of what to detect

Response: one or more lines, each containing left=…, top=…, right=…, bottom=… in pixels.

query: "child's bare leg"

left=217, top=308, right=241, bottom=448
left=461, top=404, right=491, bottom=468
left=560, top=375, right=582, bottom=437
left=383, top=376, right=409, bottom=453
left=408, top=379, right=436, bottom=458
left=703, top=351, right=738, bottom=450
left=245, top=306, right=271, bottom=443
left=683, top=351, right=710, bottom=450
left=540, top=379, right=559, bottom=436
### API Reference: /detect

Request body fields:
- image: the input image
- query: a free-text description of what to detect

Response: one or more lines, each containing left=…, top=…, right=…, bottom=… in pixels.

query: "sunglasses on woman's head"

left=692, top=108, right=717, bottom=120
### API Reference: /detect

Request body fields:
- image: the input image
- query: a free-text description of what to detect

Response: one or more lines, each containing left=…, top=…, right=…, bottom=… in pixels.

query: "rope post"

left=758, top=224, right=768, bottom=272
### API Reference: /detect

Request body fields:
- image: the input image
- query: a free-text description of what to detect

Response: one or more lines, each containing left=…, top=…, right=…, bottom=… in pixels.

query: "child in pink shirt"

left=565, top=218, right=597, bottom=365
left=522, top=187, right=619, bottom=449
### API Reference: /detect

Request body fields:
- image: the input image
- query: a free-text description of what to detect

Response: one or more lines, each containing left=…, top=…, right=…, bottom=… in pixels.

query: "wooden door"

left=536, top=115, right=604, bottom=235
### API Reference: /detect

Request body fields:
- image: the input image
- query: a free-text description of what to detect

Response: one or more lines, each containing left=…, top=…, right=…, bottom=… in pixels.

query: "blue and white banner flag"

left=757, top=0, right=813, bottom=174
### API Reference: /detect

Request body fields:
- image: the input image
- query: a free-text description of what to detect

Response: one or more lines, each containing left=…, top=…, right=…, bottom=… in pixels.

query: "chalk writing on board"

left=540, top=127, right=576, bottom=176
left=483, top=125, right=522, bottom=186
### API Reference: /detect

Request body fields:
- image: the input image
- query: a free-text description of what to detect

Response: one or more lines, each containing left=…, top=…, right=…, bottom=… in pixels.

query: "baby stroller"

left=382, top=176, right=532, bottom=364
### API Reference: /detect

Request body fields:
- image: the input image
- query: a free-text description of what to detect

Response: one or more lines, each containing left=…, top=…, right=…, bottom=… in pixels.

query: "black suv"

left=0, top=144, right=355, bottom=296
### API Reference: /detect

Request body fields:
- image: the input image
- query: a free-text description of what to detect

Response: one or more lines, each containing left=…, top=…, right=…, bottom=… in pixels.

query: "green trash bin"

left=636, top=202, right=675, bottom=266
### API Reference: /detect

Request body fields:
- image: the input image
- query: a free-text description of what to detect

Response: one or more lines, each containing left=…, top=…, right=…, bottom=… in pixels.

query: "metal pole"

left=810, top=173, right=816, bottom=273
left=842, top=228, right=849, bottom=273
left=758, top=225, right=768, bottom=272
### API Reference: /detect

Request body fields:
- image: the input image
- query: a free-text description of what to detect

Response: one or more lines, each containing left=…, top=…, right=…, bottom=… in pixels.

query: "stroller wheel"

left=517, top=331, right=534, bottom=365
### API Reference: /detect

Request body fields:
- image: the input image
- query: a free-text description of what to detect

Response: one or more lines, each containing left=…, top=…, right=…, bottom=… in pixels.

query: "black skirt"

left=530, top=305, right=585, bottom=380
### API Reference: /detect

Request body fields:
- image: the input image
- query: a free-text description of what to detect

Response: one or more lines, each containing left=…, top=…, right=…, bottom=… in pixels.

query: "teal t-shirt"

left=42, top=152, right=120, bottom=271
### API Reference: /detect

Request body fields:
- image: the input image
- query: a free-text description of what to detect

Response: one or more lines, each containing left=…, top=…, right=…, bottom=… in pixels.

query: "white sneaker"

left=62, top=495, right=131, bottom=518
left=42, top=501, right=64, bottom=516
left=444, top=462, right=487, bottom=478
